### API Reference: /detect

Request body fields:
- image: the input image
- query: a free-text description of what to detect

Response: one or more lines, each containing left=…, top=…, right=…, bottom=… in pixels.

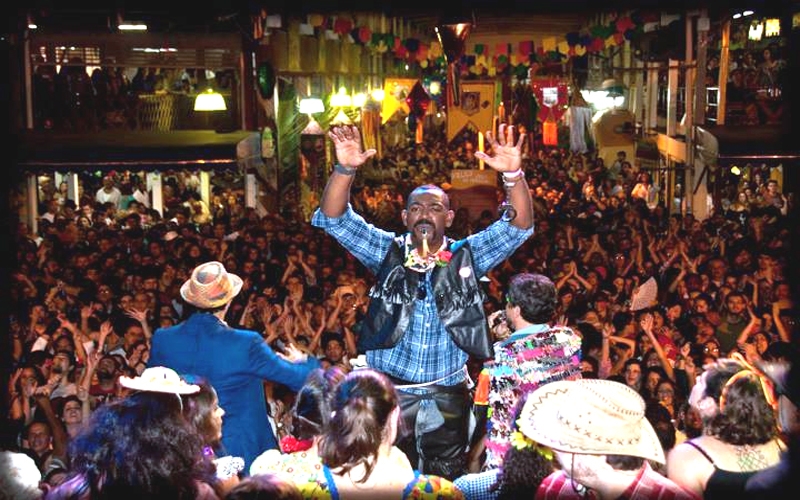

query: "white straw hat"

left=518, top=378, right=665, bottom=464
left=119, top=366, right=200, bottom=395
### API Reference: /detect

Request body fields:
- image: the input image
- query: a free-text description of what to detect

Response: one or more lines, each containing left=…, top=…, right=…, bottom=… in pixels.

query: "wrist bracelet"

left=333, top=164, right=357, bottom=176
left=502, top=169, right=524, bottom=180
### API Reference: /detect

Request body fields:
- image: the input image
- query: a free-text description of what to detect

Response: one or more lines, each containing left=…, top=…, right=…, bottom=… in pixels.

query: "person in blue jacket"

left=149, top=260, right=319, bottom=471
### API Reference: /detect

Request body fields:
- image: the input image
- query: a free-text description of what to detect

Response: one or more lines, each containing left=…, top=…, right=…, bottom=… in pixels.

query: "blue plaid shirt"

left=453, top=469, right=500, bottom=500
left=312, top=204, right=533, bottom=386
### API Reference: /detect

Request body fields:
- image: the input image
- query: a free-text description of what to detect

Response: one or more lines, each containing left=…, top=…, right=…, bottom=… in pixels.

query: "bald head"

left=407, top=184, right=449, bottom=210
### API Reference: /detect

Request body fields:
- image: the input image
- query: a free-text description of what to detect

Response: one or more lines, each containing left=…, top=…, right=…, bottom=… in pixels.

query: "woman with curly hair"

left=455, top=391, right=556, bottom=500
left=45, top=368, right=218, bottom=499
left=666, top=355, right=784, bottom=499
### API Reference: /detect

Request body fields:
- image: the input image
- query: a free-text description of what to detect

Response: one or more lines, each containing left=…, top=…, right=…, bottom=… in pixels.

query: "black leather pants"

left=394, top=381, right=470, bottom=481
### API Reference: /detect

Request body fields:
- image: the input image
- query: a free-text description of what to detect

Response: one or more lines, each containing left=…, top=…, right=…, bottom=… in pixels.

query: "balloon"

left=256, top=62, right=275, bottom=99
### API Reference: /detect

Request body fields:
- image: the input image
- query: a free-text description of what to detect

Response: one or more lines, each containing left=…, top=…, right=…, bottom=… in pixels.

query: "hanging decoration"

left=250, top=10, right=659, bottom=78
left=422, top=75, right=445, bottom=107
left=542, top=109, right=558, bottom=146
left=406, top=81, right=431, bottom=143
left=381, top=78, right=418, bottom=124
left=446, top=81, right=496, bottom=143
left=530, top=77, right=569, bottom=123
left=436, top=19, right=472, bottom=106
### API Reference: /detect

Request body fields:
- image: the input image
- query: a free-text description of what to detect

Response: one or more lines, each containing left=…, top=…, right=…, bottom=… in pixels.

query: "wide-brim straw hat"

left=518, top=378, right=666, bottom=464
left=180, top=261, right=243, bottom=309
left=119, top=366, right=200, bottom=395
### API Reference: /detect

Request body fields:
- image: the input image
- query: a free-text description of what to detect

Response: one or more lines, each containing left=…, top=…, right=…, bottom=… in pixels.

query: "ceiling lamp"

left=298, top=97, right=324, bottom=115
left=299, top=97, right=325, bottom=134
left=435, top=14, right=473, bottom=106
left=352, top=92, right=367, bottom=108
left=118, top=22, right=148, bottom=31
left=371, top=88, right=385, bottom=102
left=330, top=87, right=352, bottom=107
left=194, top=89, right=227, bottom=111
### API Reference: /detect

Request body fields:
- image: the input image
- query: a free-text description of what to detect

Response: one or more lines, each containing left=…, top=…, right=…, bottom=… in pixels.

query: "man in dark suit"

left=149, top=261, right=319, bottom=471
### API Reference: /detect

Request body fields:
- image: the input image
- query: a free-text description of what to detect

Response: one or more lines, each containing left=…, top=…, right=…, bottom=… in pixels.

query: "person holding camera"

left=311, top=123, right=534, bottom=480
left=467, top=273, right=583, bottom=480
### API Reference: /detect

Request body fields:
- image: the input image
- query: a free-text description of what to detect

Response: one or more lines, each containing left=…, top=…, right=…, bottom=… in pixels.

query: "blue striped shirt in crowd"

left=311, top=204, right=533, bottom=386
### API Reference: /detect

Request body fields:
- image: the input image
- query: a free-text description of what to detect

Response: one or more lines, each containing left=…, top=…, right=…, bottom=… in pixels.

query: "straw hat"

left=180, top=261, right=243, bottom=309
left=0, top=451, right=41, bottom=500
left=518, top=378, right=665, bottom=464
left=119, top=366, right=200, bottom=395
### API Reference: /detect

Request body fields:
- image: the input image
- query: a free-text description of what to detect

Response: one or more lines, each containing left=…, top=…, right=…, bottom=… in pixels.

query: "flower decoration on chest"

left=280, top=435, right=313, bottom=453
left=403, top=234, right=452, bottom=272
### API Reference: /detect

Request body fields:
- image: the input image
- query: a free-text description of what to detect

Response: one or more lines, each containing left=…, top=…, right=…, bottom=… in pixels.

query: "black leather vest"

left=358, top=237, right=493, bottom=360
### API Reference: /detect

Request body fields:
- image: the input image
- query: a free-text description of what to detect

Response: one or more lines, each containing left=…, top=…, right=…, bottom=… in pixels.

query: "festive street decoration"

left=406, top=81, right=431, bottom=142
left=530, top=77, right=569, bottom=123
left=381, top=78, right=418, bottom=124
left=252, top=10, right=660, bottom=77
left=446, top=81, right=496, bottom=143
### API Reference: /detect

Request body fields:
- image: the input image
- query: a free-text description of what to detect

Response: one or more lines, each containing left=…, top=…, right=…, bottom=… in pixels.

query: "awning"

left=702, top=125, right=799, bottom=162
left=14, top=130, right=256, bottom=173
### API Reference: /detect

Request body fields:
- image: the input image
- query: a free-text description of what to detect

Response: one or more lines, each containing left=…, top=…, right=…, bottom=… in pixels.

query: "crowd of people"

left=2, top=120, right=797, bottom=499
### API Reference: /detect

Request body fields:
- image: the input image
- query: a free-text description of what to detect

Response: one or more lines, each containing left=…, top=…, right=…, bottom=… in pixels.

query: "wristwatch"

left=333, top=164, right=357, bottom=176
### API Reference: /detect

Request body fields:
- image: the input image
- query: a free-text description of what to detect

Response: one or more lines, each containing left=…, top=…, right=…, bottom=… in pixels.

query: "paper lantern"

left=542, top=107, right=558, bottom=146
left=406, top=81, right=431, bottom=120
left=406, top=81, right=431, bottom=141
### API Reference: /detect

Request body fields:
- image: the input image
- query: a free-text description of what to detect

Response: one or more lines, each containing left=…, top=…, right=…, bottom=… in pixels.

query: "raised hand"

left=80, top=305, right=94, bottom=320
left=99, top=321, right=113, bottom=340
left=57, top=312, right=74, bottom=329
left=276, top=342, right=308, bottom=363
left=328, top=125, right=376, bottom=169
left=125, top=307, right=149, bottom=324
left=9, top=368, right=22, bottom=393
left=640, top=313, right=654, bottom=333
left=474, top=124, right=525, bottom=174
